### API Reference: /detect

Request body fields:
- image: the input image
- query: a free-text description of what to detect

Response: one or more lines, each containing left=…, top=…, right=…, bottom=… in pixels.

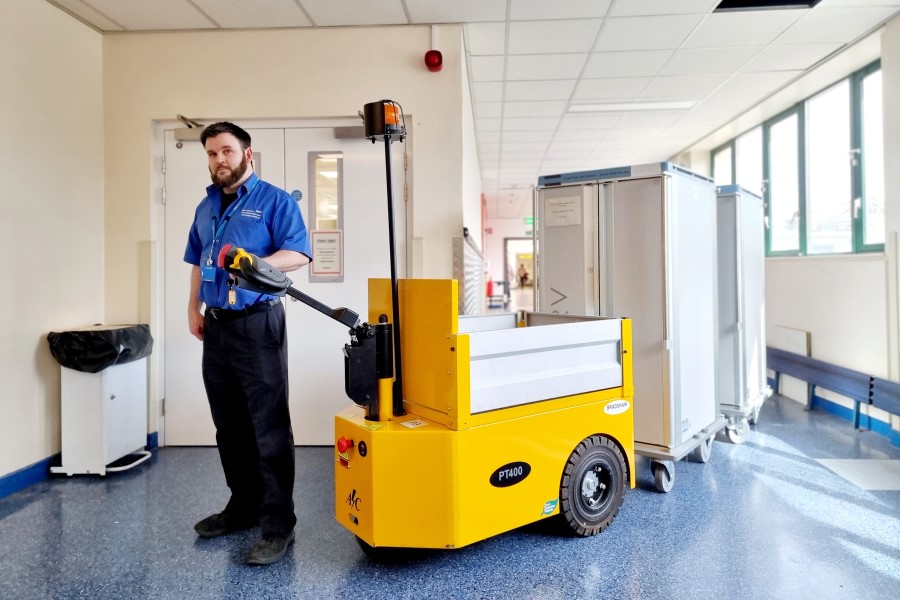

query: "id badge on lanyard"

left=201, top=180, right=257, bottom=282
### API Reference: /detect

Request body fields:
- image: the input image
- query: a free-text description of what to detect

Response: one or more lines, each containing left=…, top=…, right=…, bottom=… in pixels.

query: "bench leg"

left=806, top=384, right=815, bottom=411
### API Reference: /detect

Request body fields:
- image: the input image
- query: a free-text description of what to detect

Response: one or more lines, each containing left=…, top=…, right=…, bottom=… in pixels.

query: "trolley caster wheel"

left=691, top=436, right=713, bottom=463
left=652, top=460, right=674, bottom=493
left=726, top=418, right=750, bottom=444
left=559, top=435, right=627, bottom=536
left=748, top=406, right=761, bottom=426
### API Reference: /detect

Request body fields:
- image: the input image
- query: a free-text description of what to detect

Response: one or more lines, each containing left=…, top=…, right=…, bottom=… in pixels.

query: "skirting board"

left=0, top=432, right=158, bottom=501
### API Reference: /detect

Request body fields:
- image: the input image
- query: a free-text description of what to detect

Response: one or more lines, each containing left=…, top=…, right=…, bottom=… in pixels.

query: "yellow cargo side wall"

left=368, top=279, right=461, bottom=424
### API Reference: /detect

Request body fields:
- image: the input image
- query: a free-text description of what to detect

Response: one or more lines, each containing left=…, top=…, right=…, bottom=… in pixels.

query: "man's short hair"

left=200, top=122, right=252, bottom=149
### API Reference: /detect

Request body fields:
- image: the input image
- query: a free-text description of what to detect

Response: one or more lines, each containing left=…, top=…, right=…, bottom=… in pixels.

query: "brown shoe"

left=247, top=530, right=295, bottom=565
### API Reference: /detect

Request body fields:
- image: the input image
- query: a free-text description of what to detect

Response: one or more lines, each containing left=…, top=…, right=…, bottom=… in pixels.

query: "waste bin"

left=47, top=324, right=153, bottom=476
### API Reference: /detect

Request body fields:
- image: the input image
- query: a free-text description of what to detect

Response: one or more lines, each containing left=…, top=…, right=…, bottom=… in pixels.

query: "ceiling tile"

left=465, top=22, right=507, bottom=55
left=596, top=15, right=704, bottom=51
left=510, top=0, right=611, bottom=21
left=609, top=0, right=719, bottom=17
left=503, top=117, right=561, bottom=131
left=499, top=157, right=544, bottom=166
left=478, top=131, right=502, bottom=143
left=776, top=7, right=900, bottom=44
left=472, top=81, right=504, bottom=102
left=404, top=0, right=507, bottom=23
left=616, top=111, right=687, bottom=128
left=276, top=0, right=392, bottom=27
left=715, top=71, right=802, bottom=97
left=51, top=0, right=125, bottom=30
left=554, top=128, right=612, bottom=141
left=504, top=80, right=577, bottom=101
left=548, top=139, right=600, bottom=151
left=476, top=102, right=503, bottom=118
left=573, top=77, right=653, bottom=101
left=660, top=47, right=762, bottom=76
left=508, top=19, right=603, bottom=54
left=684, top=11, right=805, bottom=48
left=503, top=100, right=568, bottom=118
left=506, top=54, right=588, bottom=80
left=501, top=141, right=549, bottom=152
left=470, top=56, right=505, bottom=81
left=584, top=50, right=674, bottom=78
left=207, top=0, right=310, bottom=29
left=606, top=127, right=665, bottom=140
left=503, top=130, right=556, bottom=142
left=817, top=0, right=900, bottom=8
left=640, top=74, right=730, bottom=100
left=477, top=118, right=502, bottom=131
left=741, top=43, right=843, bottom=72
left=558, top=114, right=622, bottom=130
left=80, top=0, right=215, bottom=30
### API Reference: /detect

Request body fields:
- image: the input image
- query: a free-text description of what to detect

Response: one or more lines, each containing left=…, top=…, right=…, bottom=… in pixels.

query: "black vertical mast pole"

left=383, top=135, right=406, bottom=416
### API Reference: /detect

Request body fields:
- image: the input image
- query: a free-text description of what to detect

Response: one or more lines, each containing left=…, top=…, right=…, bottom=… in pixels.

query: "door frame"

left=150, top=117, right=414, bottom=447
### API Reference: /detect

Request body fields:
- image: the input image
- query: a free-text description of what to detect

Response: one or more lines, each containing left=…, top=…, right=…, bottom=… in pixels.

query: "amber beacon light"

left=362, top=100, right=406, bottom=141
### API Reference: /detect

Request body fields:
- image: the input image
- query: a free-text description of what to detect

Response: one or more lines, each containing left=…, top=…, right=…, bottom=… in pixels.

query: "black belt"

left=206, top=299, right=279, bottom=321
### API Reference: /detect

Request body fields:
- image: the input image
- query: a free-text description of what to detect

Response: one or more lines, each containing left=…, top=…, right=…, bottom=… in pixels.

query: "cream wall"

left=103, top=26, right=473, bottom=437
left=103, top=25, right=468, bottom=324
left=461, top=56, right=484, bottom=251
left=1, top=0, right=104, bottom=477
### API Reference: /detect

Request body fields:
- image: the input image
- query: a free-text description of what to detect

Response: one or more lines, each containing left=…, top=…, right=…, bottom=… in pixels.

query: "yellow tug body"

left=335, top=278, right=635, bottom=550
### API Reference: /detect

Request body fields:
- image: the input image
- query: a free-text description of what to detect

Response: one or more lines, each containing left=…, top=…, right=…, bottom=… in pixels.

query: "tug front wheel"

left=559, top=435, right=627, bottom=536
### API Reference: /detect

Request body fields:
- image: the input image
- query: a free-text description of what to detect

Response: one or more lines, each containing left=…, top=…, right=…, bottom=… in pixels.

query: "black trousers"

left=202, top=301, right=296, bottom=537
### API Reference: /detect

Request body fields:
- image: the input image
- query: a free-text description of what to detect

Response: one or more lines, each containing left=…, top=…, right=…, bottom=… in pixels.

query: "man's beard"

left=210, top=155, right=248, bottom=188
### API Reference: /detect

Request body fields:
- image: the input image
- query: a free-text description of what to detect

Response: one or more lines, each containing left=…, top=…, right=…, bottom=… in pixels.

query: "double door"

left=162, top=123, right=407, bottom=445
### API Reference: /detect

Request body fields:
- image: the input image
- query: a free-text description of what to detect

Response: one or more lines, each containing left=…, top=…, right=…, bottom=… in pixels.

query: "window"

left=735, top=127, right=763, bottom=197
left=766, top=111, right=802, bottom=254
left=309, top=152, right=342, bottom=230
left=860, top=68, right=884, bottom=248
left=308, top=151, right=344, bottom=283
left=806, top=80, right=851, bottom=254
left=712, top=144, right=733, bottom=186
left=710, top=60, right=883, bottom=256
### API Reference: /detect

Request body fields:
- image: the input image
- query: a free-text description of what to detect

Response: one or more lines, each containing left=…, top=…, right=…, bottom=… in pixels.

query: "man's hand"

left=189, top=308, right=204, bottom=341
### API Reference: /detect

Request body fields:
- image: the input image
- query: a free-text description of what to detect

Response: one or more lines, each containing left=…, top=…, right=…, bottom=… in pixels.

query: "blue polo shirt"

left=184, top=173, right=311, bottom=309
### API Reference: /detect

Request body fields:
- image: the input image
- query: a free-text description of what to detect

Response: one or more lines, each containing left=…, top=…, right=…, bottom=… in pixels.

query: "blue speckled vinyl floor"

left=1, top=395, right=898, bottom=600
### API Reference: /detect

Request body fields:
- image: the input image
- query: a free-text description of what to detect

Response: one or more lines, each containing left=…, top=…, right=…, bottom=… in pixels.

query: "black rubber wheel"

left=652, top=460, right=674, bottom=493
left=559, top=435, right=626, bottom=536
left=355, top=536, right=411, bottom=562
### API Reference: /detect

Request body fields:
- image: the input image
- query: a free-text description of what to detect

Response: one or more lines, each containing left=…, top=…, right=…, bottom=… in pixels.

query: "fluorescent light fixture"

left=568, top=100, right=695, bottom=113
left=714, top=0, right=821, bottom=12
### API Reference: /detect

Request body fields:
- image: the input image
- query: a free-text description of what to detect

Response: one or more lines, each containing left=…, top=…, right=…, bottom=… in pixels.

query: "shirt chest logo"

left=239, top=208, right=264, bottom=221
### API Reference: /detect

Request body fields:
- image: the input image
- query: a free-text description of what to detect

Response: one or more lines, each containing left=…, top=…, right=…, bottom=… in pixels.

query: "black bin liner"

left=47, top=324, right=154, bottom=373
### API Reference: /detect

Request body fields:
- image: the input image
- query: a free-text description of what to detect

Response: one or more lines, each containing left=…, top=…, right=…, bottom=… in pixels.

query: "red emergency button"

left=337, top=437, right=353, bottom=453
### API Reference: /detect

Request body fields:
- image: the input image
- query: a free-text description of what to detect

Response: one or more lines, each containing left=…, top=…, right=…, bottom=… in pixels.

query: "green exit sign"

left=525, top=216, right=533, bottom=226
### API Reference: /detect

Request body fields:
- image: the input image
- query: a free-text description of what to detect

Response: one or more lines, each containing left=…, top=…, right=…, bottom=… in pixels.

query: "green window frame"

left=710, top=60, right=884, bottom=257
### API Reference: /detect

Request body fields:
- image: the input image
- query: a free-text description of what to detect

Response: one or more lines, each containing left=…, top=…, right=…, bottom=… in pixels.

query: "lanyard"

left=205, top=177, right=260, bottom=267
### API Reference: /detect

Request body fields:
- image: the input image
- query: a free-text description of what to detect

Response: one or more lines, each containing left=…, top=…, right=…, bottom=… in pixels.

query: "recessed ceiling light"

left=714, top=0, right=822, bottom=12
left=568, top=101, right=695, bottom=113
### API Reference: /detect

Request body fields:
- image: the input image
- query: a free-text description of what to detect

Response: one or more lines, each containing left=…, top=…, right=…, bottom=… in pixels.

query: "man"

left=183, top=122, right=311, bottom=566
